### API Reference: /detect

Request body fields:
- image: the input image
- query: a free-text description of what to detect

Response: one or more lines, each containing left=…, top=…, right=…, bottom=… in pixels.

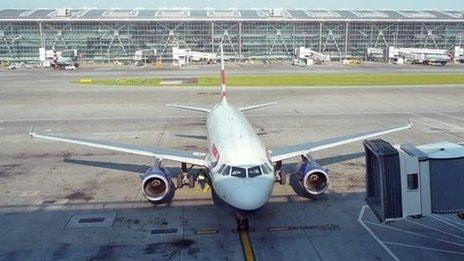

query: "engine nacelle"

left=297, top=160, right=330, bottom=195
left=140, top=167, right=171, bottom=203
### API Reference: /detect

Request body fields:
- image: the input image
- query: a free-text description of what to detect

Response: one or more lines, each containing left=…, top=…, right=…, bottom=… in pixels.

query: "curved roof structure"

left=0, top=9, right=463, bottom=21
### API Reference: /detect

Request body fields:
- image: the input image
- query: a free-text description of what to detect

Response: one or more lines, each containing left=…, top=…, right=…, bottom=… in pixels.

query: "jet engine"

left=140, top=167, right=172, bottom=203
left=296, top=160, right=330, bottom=195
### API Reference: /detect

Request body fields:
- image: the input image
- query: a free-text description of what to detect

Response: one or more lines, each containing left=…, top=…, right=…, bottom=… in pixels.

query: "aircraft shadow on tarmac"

left=63, top=151, right=365, bottom=205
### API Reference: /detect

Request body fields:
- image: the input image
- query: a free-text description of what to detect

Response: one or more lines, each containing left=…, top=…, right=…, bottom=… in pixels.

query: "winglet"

left=220, top=44, right=226, bottom=102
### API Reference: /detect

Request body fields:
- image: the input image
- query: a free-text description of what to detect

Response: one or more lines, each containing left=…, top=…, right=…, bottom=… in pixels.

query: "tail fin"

left=220, top=45, right=226, bottom=102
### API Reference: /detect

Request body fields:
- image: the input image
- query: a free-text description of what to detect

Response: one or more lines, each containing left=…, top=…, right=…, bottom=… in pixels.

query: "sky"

left=0, top=0, right=463, bottom=10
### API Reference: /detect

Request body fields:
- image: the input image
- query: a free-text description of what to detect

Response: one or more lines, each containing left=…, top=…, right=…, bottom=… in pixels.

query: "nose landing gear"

left=274, top=161, right=287, bottom=185
left=235, top=213, right=250, bottom=232
left=176, top=163, right=195, bottom=188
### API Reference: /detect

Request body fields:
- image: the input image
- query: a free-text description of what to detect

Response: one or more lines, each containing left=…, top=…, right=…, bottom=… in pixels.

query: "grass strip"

left=75, top=73, right=464, bottom=87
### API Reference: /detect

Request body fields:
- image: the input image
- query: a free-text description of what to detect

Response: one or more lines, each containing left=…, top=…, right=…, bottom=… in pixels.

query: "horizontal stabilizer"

left=240, top=102, right=277, bottom=112
left=166, top=104, right=210, bottom=113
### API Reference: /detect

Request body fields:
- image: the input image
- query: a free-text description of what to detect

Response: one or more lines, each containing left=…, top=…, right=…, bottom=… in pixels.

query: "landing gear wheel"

left=279, top=171, right=287, bottom=185
left=458, top=212, right=464, bottom=220
left=177, top=174, right=183, bottom=189
left=235, top=213, right=250, bottom=231
left=188, top=174, right=195, bottom=188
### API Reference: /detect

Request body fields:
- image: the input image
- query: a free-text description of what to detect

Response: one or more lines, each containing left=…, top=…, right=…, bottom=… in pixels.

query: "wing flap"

left=30, top=130, right=207, bottom=166
left=270, top=123, right=412, bottom=162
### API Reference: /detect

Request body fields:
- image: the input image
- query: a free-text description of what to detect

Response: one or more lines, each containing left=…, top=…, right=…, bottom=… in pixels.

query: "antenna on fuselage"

left=220, top=44, right=227, bottom=103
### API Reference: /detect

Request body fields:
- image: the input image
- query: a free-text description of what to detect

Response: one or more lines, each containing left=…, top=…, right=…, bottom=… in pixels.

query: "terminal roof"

left=0, top=9, right=463, bottom=21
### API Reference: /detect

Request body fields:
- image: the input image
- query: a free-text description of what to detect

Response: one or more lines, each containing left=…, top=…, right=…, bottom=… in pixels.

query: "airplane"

left=29, top=46, right=413, bottom=211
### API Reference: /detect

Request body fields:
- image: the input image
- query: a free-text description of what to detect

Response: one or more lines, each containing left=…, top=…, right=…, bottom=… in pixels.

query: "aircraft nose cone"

left=226, top=179, right=273, bottom=211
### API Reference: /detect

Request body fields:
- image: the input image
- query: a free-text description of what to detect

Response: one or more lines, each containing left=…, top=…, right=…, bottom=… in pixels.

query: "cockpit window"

left=248, top=166, right=262, bottom=178
left=221, top=165, right=231, bottom=176
left=261, top=164, right=273, bottom=174
left=231, top=167, right=246, bottom=178
left=217, top=164, right=225, bottom=174
left=260, top=164, right=269, bottom=174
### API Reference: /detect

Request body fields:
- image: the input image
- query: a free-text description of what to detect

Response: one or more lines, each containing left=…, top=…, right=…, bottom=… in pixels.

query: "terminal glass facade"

left=1, top=10, right=463, bottom=62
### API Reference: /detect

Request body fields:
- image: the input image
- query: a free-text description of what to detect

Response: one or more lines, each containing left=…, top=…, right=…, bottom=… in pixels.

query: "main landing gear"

left=274, top=161, right=287, bottom=185
left=177, top=163, right=195, bottom=188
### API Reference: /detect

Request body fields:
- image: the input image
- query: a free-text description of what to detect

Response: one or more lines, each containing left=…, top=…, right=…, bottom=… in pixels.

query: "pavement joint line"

left=358, top=205, right=399, bottom=261
left=382, top=241, right=464, bottom=255
left=364, top=220, right=464, bottom=247
left=430, top=215, right=464, bottom=232
left=404, top=218, right=464, bottom=240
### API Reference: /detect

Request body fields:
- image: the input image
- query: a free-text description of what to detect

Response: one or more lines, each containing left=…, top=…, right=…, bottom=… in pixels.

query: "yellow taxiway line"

left=239, top=230, right=255, bottom=261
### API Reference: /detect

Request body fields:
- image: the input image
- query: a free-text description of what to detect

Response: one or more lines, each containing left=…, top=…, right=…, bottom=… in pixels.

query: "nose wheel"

left=176, top=163, right=195, bottom=189
left=235, top=213, right=250, bottom=232
left=274, top=161, right=287, bottom=185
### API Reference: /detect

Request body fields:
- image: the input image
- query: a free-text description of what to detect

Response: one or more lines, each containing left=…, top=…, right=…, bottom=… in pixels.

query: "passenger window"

left=221, top=166, right=231, bottom=176
left=231, top=167, right=246, bottom=178
left=248, top=166, right=262, bottom=178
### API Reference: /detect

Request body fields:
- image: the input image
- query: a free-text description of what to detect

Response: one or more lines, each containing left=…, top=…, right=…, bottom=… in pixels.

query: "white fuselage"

left=206, top=100, right=275, bottom=210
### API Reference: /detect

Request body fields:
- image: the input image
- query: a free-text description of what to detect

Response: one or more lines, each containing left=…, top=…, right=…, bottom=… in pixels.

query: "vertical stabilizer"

left=220, top=45, right=227, bottom=102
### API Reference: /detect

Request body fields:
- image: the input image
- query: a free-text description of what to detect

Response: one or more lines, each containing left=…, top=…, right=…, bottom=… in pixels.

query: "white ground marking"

left=410, top=113, right=464, bottom=132
left=437, top=112, right=464, bottom=122
left=0, top=109, right=463, bottom=123
left=364, top=220, right=464, bottom=247
left=432, top=214, right=464, bottom=228
left=431, top=215, right=464, bottom=232
left=382, top=241, right=464, bottom=255
left=19, top=191, right=40, bottom=197
left=405, top=219, right=464, bottom=240
left=357, top=205, right=399, bottom=261
left=411, top=118, right=451, bottom=132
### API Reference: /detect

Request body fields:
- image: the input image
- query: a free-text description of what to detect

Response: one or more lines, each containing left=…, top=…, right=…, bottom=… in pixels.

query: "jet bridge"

left=363, top=139, right=464, bottom=222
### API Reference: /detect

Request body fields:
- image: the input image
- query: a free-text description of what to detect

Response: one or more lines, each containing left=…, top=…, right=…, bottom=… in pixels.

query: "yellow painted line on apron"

left=79, top=79, right=92, bottom=83
left=195, top=229, right=218, bottom=235
left=239, top=230, right=255, bottom=261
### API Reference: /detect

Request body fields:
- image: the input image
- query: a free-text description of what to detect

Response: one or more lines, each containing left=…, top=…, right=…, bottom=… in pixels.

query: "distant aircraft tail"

left=220, top=45, right=227, bottom=102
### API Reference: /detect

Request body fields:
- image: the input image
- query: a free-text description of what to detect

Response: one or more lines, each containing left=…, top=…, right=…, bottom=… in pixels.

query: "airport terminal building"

left=0, top=9, right=463, bottom=62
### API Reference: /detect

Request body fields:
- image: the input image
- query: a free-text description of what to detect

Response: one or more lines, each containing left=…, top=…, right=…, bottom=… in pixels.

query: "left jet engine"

left=140, top=167, right=172, bottom=203
left=296, top=160, right=330, bottom=196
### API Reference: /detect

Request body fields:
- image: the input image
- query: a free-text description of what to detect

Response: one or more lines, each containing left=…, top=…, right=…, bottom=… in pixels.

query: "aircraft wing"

left=166, top=104, right=210, bottom=113
left=270, top=123, right=412, bottom=162
left=240, top=102, right=277, bottom=112
left=29, top=129, right=207, bottom=167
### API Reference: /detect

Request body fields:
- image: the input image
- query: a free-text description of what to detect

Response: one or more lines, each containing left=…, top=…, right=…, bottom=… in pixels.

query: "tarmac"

left=1, top=65, right=464, bottom=260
